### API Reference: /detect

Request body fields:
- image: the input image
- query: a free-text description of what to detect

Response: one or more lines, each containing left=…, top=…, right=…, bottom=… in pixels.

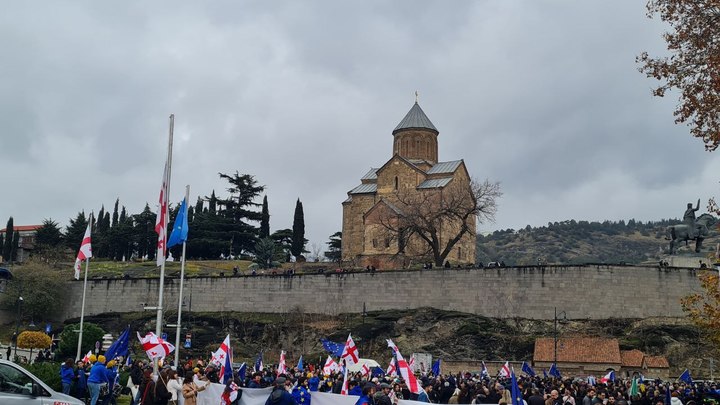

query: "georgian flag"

left=323, top=355, right=339, bottom=376
left=499, top=361, right=511, bottom=378
left=74, top=221, right=92, bottom=279
left=277, top=350, right=287, bottom=376
left=386, top=358, right=397, bottom=377
left=340, top=361, right=349, bottom=395
left=386, top=339, right=421, bottom=394
left=137, top=332, right=175, bottom=360
left=361, top=363, right=371, bottom=377
left=210, top=335, right=231, bottom=366
left=155, top=160, right=169, bottom=266
left=340, top=334, right=359, bottom=366
left=81, top=351, right=92, bottom=363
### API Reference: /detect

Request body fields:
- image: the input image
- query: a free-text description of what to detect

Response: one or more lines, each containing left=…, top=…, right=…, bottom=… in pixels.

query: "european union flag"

left=679, top=369, right=692, bottom=384
left=238, top=363, right=247, bottom=382
left=254, top=351, right=263, bottom=372
left=321, top=338, right=345, bottom=357
left=432, top=359, right=441, bottom=376
left=104, top=326, right=130, bottom=361
left=297, top=356, right=304, bottom=371
left=549, top=363, right=561, bottom=379
left=223, top=349, right=233, bottom=384
left=665, top=384, right=671, bottom=405
left=521, top=361, right=536, bottom=377
left=168, top=197, right=189, bottom=248
left=511, top=369, right=524, bottom=405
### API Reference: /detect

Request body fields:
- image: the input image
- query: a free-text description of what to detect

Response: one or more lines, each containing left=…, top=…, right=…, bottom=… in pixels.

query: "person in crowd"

left=60, top=358, right=75, bottom=395
left=76, top=360, right=88, bottom=401
left=138, top=367, right=156, bottom=405
left=292, top=376, right=311, bottom=405
left=355, top=382, right=376, bottom=405
left=101, top=359, right=118, bottom=405
left=87, top=355, right=108, bottom=405
left=417, top=381, right=432, bottom=403
left=265, top=377, right=296, bottom=405
left=166, top=369, right=182, bottom=405
left=182, top=372, right=207, bottom=405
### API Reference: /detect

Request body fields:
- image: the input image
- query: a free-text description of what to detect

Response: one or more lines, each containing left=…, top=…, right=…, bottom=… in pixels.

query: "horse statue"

left=667, top=213, right=715, bottom=254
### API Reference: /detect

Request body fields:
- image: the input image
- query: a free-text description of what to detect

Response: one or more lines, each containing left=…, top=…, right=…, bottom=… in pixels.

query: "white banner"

left=239, top=386, right=274, bottom=405
left=311, top=391, right=360, bottom=405
left=195, top=383, right=225, bottom=405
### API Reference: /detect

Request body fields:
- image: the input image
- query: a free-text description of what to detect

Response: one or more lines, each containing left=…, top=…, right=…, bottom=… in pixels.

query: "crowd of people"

left=54, top=354, right=720, bottom=405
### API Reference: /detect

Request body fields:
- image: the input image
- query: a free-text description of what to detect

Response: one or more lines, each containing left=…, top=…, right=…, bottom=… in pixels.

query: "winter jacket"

left=60, top=364, right=75, bottom=385
left=265, top=387, right=297, bottom=405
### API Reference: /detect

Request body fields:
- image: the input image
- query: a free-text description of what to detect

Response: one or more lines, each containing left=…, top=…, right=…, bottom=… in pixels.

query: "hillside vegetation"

left=477, top=217, right=719, bottom=266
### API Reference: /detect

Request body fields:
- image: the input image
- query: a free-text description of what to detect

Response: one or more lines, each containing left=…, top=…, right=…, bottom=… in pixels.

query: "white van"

left=0, top=359, right=84, bottom=405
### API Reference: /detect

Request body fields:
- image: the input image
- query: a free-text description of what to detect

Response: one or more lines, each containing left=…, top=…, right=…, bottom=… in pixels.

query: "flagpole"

left=174, top=184, right=189, bottom=368
left=155, top=114, right=174, bottom=375
left=75, top=212, right=93, bottom=362
left=75, top=257, right=90, bottom=361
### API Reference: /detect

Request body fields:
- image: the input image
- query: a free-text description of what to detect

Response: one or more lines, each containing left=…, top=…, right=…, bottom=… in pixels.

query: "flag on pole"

left=499, top=361, right=511, bottom=378
left=74, top=221, right=92, bottom=279
left=137, top=332, right=175, bottom=359
left=386, top=339, right=421, bottom=394
left=665, top=384, right=671, bottom=405
left=254, top=351, right=264, bottom=372
left=361, top=363, right=371, bottom=377
left=549, top=363, right=562, bottom=379
left=238, top=363, right=247, bottom=382
left=341, top=334, right=360, bottom=366
left=211, top=335, right=231, bottom=366
left=155, top=160, right=169, bottom=266
left=510, top=368, right=524, bottom=405
left=587, top=376, right=596, bottom=386
left=125, top=354, right=132, bottom=367
left=521, top=361, right=536, bottom=377
left=321, top=338, right=345, bottom=357
left=104, top=326, right=130, bottom=361
left=323, top=355, right=339, bottom=375
left=167, top=197, right=189, bottom=248
left=297, top=356, right=304, bottom=372
left=432, top=359, right=441, bottom=376
left=386, top=357, right=397, bottom=377
left=600, top=370, right=616, bottom=384
left=679, top=369, right=693, bottom=384
left=221, top=346, right=233, bottom=384
left=629, top=377, right=639, bottom=397
left=340, top=361, right=349, bottom=395
left=81, top=351, right=92, bottom=363
left=277, top=350, right=287, bottom=376
left=481, top=361, right=489, bottom=379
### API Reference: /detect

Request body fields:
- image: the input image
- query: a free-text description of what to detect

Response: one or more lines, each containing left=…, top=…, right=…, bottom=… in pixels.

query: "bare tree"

left=375, top=178, right=501, bottom=266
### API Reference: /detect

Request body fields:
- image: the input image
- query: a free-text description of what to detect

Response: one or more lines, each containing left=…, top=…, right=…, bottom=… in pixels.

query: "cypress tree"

left=0, top=234, right=4, bottom=257
left=2, top=217, right=14, bottom=262
left=194, top=197, right=204, bottom=218
left=208, top=191, right=217, bottom=214
left=112, top=198, right=119, bottom=227
left=291, top=199, right=305, bottom=257
left=260, top=195, right=270, bottom=238
left=11, top=231, right=19, bottom=261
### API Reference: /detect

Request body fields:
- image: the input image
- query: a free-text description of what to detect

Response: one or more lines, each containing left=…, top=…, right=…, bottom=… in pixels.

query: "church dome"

left=392, top=102, right=438, bottom=135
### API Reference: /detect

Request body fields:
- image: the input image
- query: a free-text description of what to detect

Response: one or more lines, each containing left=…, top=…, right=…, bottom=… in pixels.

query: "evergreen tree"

left=260, top=195, right=270, bottom=238
left=208, top=191, right=217, bottom=214
left=34, top=219, right=64, bottom=249
left=2, top=217, right=14, bottom=262
left=271, top=229, right=293, bottom=262
left=254, top=237, right=277, bottom=269
left=112, top=198, right=119, bottom=227
left=133, top=204, right=156, bottom=261
left=64, top=211, right=88, bottom=250
left=11, top=231, right=19, bottom=261
left=95, top=205, right=107, bottom=258
left=324, top=231, right=342, bottom=262
left=0, top=234, right=3, bottom=257
left=194, top=197, right=204, bottom=219
left=291, top=199, right=306, bottom=257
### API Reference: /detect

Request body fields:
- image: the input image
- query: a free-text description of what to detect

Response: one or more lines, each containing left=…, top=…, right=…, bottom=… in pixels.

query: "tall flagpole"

left=174, top=184, right=190, bottom=368
left=155, top=114, right=174, bottom=374
left=75, top=213, right=92, bottom=361
left=76, top=258, right=90, bottom=361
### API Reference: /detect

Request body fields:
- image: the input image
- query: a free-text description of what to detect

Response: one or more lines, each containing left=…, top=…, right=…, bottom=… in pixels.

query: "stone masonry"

left=60, top=265, right=702, bottom=321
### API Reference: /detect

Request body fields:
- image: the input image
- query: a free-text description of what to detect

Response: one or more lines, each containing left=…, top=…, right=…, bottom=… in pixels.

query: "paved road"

left=0, top=343, right=53, bottom=363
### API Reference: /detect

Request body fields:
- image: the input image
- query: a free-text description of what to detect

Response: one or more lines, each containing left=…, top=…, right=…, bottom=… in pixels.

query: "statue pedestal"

left=664, top=254, right=714, bottom=268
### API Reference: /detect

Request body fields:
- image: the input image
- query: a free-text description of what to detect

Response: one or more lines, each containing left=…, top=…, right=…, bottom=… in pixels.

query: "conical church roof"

left=392, top=102, right=438, bottom=135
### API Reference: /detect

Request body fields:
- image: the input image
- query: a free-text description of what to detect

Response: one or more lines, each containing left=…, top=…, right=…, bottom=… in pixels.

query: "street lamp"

left=553, top=307, right=567, bottom=366
left=13, top=296, right=23, bottom=361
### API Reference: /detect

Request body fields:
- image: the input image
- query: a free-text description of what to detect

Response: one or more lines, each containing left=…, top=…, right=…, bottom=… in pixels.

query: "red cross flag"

left=340, top=362, right=349, bottom=395
left=277, top=350, right=287, bottom=376
left=323, top=355, right=339, bottom=376
left=74, top=221, right=92, bottom=279
left=386, top=339, right=421, bottom=394
left=340, top=334, right=359, bottom=366
left=386, top=358, right=397, bottom=377
left=137, top=331, right=175, bottom=359
left=499, top=361, right=511, bottom=378
left=361, top=363, right=371, bottom=377
left=155, top=160, right=169, bottom=266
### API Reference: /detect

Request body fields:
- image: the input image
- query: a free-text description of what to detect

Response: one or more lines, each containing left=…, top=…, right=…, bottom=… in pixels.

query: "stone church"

left=341, top=101, right=476, bottom=268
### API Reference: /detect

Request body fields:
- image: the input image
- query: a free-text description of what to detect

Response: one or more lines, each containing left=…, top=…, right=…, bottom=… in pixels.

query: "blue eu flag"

left=168, top=197, right=189, bottom=248
left=321, top=338, right=345, bottom=357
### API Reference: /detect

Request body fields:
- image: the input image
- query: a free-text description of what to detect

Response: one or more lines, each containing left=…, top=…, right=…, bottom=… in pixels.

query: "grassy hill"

left=477, top=218, right=719, bottom=266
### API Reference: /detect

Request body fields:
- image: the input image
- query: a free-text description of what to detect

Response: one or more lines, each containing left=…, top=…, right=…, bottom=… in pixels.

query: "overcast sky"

left=1, top=1, right=717, bottom=252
